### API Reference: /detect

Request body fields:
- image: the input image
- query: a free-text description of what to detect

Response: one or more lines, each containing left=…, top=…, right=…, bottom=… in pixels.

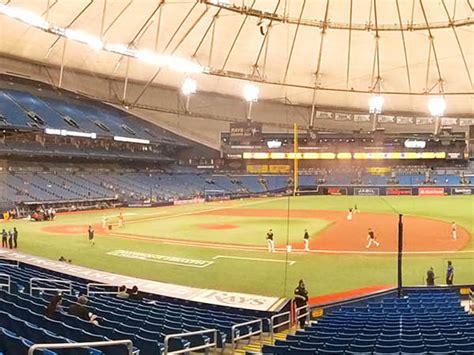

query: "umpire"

left=294, top=279, right=309, bottom=328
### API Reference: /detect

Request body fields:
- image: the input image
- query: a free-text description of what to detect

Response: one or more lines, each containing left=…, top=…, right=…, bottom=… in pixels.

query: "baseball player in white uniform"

left=266, top=229, right=275, bottom=252
left=451, top=222, right=457, bottom=240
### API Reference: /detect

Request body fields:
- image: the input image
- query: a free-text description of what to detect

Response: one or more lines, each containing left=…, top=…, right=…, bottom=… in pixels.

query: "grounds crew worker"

left=294, top=279, right=309, bottom=328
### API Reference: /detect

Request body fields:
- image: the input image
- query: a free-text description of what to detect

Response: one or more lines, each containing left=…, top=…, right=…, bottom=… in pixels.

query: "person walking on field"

left=366, top=228, right=380, bottom=249
left=303, top=229, right=310, bottom=252
left=266, top=229, right=275, bottom=253
left=118, top=212, right=124, bottom=228
left=102, top=215, right=108, bottom=229
left=451, top=222, right=457, bottom=240
left=446, top=261, right=454, bottom=285
left=88, top=225, right=95, bottom=246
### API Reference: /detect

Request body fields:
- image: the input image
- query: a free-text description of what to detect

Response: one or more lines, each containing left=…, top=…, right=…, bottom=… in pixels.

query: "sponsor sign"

left=229, top=122, right=262, bottom=138
left=108, top=250, right=214, bottom=268
left=451, top=187, right=472, bottom=195
left=0, top=249, right=283, bottom=311
left=325, top=187, right=347, bottom=196
left=460, top=118, right=474, bottom=126
left=191, top=290, right=280, bottom=311
left=354, top=188, right=380, bottom=196
left=334, top=113, right=352, bottom=121
left=396, top=116, right=414, bottom=125
left=418, top=187, right=445, bottom=196
left=416, top=117, right=434, bottom=125
left=354, top=114, right=370, bottom=122
left=226, top=153, right=242, bottom=159
left=173, top=198, right=205, bottom=205
left=447, top=152, right=462, bottom=159
left=316, top=111, right=334, bottom=119
left=377, top=115, right=395, bottom=123
left=386, top=188, right=412, bottom=196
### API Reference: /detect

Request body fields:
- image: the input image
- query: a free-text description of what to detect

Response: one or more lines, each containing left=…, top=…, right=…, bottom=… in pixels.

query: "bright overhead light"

left=368, top=95, right=384, bottom=114
left=64, top=29, right=103, bottom=50
left=428, top=96, right=446, bottom=117
left=182, top=78, right=197, bottom=96
left=0, top=3, right=207, bottom=75
left=0, top=4, right=50, bottom=30
left=244, top=84, right=259, bottom=102
left=104, top=43, right=135, bottom=56
left=135, top=50, right=163, bottom=65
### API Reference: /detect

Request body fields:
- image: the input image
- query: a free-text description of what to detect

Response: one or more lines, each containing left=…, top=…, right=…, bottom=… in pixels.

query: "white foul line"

left=213, top=255, right=296, bottom=265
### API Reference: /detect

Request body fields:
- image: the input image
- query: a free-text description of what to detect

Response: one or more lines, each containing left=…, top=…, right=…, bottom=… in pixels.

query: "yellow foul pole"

left=293, top=123, right=298, bottom=196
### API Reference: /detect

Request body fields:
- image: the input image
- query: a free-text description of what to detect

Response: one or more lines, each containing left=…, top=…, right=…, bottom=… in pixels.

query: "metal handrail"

left=269, top=311, right=291, bottom=343
left=0, top=256, right=19, bottom=267
left=231, top=318, right=263, bottom=354
left=164, top=329, right=217, bottom=354
left=86, top=283, right=120, bottom=296
left=29, top=278, right=72, bottom=296
left=295, top=304, right=310, bottom=327
left=28, top=339, right=133, bottom=355
left=0, top=273, right=11, bottom=293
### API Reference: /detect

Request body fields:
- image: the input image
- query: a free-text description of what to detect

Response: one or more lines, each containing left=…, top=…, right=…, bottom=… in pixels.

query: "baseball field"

left=5, top=195, right=473, bottom=301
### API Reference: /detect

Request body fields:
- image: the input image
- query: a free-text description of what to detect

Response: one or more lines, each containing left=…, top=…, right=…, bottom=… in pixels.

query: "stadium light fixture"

left=243, top=84, right=259, bottom=103
left=428, top=96, right=446, bottom=117
left=64, top=29, right=103, bottom=50
left=0, top=3, right=206, bottom=75
left=368, top=95, right=384, bottom=114
left=0, top=4, right=49, bottom=30
left=181, top=78, right=197, bottom=96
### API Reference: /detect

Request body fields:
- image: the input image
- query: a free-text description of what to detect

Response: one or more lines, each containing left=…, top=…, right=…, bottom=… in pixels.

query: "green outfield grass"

left=6, top=195, right=474, bottom=298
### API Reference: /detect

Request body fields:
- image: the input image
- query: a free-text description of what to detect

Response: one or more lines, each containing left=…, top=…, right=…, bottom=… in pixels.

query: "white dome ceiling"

left=0, top=0, right=472, bottom=115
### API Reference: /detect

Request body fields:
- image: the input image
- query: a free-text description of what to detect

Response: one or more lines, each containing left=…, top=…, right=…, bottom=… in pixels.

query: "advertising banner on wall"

left=386, top=188, right=412, bottom=196
left=396, top=116, right=414, bottom=125
left=324, top=187, right=348, bottom=195
left=354, top=114, right=370, bottom=122
left=354, top=188, right=380, bottom=196
left=451, top=187, right=472, bottom=195
left=418, top=187, right=445, bottom=196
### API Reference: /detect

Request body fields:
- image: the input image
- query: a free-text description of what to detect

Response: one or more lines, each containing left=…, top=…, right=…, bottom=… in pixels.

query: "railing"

left=0, top=273, right=11, bottom=293
left=164, top=329, right=217, bottom=354
left=231, top=318, right=263, bottom=354
left=469, top=288, right=474, bottom=314
left=28, top=339, right=134, bottom=355
left=295, top=304, right=310, bottom=328
left=0, top=256, right=19, bottom=267
left=86, top=283, right=120, bottom=296
left=29, top=278, right=72, bottom=296
left=269, top=311, right=292, bottom=343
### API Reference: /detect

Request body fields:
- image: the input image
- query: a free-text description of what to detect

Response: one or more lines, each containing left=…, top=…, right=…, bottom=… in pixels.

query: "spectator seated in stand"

left=116, top=285, right=129, bottom=299
left=128, top=285, right=143, bottom=301
left=45, top=294, right=63, bottom=319
left=68, top=295, right=98, bottom=324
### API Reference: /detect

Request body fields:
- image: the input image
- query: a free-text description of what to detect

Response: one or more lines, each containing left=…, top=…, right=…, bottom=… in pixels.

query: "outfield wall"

left=299, top=185, right=473, bottom=196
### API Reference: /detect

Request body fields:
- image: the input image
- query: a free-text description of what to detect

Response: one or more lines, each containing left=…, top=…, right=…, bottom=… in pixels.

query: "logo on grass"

left=107, top=250, right=214, bottom=268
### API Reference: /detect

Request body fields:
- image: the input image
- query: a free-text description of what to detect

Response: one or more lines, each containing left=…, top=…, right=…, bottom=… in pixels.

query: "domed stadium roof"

left=0, top=0, right=472, bottom=115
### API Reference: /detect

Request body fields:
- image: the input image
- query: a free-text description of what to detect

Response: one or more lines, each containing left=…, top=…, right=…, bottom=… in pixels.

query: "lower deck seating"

left=0, top=262, right=269, bottom=354
left=261, top=289, right=474, bottom=354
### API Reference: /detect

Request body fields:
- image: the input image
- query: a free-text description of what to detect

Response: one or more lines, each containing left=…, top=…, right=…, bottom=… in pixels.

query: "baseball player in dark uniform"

left=266, top=229, right=275, bottom=252
left=446, top=261, right=454, bottom=285
left=88, top=226, right=95, bottom=246
left=303, top=229, right=310, bottom=251
left=294, top=279, right=309, bottom=328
